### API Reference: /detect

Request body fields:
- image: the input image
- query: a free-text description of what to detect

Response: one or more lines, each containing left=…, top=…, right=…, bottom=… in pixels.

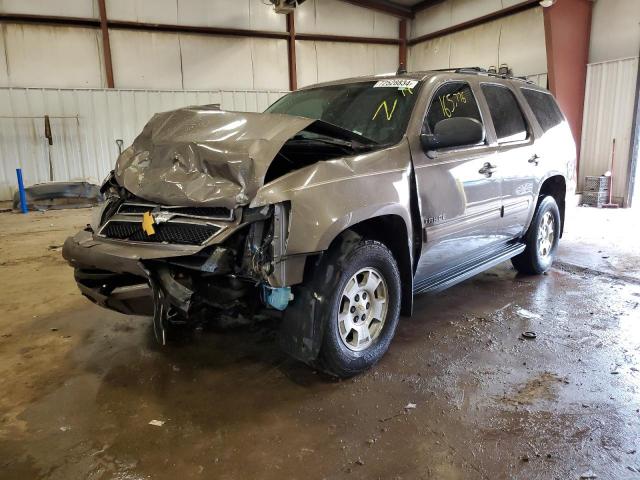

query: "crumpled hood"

left=114, top=106, right=315, bottom=209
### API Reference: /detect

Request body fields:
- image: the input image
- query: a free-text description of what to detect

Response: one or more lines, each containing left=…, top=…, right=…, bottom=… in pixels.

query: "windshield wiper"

left=290, top=134, right=376, bottom=153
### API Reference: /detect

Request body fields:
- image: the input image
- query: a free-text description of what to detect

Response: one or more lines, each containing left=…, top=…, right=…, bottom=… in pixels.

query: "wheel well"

left=332, top=215, right=413, bottom=316
left=539, top=175, right=566, bottom=236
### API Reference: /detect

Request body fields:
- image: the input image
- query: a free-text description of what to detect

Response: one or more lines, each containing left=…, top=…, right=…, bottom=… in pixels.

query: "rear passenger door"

left=480, top=83, right=538, bottom=239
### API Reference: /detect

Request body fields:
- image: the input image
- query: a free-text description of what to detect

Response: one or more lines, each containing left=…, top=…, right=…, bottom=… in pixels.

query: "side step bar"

left=413, top=242, right=526, bottom=294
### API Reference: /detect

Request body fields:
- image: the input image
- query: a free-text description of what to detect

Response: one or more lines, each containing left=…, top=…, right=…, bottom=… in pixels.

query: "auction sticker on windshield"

left=373, top=79, right=418, bottom=89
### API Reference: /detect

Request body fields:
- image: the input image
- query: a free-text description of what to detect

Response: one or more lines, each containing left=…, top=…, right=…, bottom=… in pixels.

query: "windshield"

left=265, top=80, right=421, bottom=145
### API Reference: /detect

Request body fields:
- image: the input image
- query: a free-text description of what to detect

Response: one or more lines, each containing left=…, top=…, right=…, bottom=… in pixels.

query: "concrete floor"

left=0, top=207, right=639, bottom=480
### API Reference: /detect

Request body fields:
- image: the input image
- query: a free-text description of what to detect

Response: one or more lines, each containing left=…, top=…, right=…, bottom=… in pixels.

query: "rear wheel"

left=316, top=240, right=401, bottom=378
left=511, top=195, right=561, bottom=274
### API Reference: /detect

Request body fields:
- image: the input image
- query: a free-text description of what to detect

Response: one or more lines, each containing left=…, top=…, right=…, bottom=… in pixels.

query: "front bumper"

left=63, top=230, right=202, bottom=316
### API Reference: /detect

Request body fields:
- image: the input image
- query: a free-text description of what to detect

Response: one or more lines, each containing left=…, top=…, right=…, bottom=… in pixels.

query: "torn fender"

left=115, top=106, right=315, bottom=209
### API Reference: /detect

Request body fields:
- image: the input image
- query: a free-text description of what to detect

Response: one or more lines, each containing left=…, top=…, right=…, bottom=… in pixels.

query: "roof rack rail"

left=428, top=66, right=536, bottom=85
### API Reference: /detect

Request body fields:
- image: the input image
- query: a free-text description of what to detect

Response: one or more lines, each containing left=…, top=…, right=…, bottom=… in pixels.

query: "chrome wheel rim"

left=337, top=268, right=388, bottom=352
left=537, top=211, right=555, bottom=258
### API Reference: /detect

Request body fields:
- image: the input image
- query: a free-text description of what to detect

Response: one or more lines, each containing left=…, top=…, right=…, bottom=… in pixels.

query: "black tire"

left=511, top=195, right=561, bottom=275
left=315, top=239, right=401, bottom=378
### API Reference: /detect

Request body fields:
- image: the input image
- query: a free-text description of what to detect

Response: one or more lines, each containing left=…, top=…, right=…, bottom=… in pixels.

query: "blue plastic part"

left=16, top=168, right=28, bottom=214
left=261, top=285, right=292, bottom=311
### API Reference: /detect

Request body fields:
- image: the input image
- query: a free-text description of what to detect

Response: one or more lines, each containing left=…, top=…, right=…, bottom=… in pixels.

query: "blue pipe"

left=16, top=168, right=28, bottom=214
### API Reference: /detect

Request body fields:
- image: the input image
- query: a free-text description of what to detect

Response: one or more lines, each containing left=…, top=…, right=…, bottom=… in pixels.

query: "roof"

left=298, top=67, right=548, bottom=92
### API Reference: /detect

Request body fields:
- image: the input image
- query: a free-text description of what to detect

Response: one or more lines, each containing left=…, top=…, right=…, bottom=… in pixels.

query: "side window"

left=426, top=82, right=483, bottom=132
left=521, top=88, right=564, bottom=133
left=481, top=84, right=528, bottom=143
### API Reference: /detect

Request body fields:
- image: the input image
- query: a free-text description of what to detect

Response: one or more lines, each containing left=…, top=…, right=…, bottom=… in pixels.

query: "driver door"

left=410, top=80, right=505, bottom=283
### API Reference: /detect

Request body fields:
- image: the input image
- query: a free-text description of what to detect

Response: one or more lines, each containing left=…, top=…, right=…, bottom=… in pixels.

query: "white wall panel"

left=0, top=87, right=287, bottom=201
left=451, top=0, right=501, bottom=26
left=0, top=24, right=105, bottom=88
left=589, top=0, right=640, bottom=64
left=295, top=40, right=319, bottom=88
left=175, top=0, right=285, bottom=31
left=295, top=41, right=397, bottom=88
left=410, top=0, right=533, bottom=39
left=106, top=0, right=178, bottom=24
left=110, top=30, right=182, bottom=89
left=496, top=7, right=546, bottom=77
left=295, top=0, right=398, bottom=38
left=408, top=7, right=546, bottom=78
left=407, top=36, right=451, bottom=71
left=0, top=26, right=8, bottom=86
left=251, top=38, right=289, bottom=90
left=412, top=1, right=451, bottom=39
left=179, top=35, right=288, bottom=91
left=0, top=0, right=97, bottom=18
left=181, top=35, right=253, bottom=90
left=580, top=57, right=639, bottom=204
left=448, top=21, right=500, bottom=70
left=107, top=0, right=286, bottom=31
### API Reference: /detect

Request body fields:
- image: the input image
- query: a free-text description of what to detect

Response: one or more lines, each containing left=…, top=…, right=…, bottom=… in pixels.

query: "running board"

left=413, top=242, right=526, bottom=294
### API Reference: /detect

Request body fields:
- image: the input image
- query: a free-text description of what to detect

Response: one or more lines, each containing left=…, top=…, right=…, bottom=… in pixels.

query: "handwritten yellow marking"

left=142, top=211, right=156, bottom=236
left=439, top=91, right=468, bottom=118
left=400, top=87, right=413, bottom=96
left=372, top=98, right=398, bottom=121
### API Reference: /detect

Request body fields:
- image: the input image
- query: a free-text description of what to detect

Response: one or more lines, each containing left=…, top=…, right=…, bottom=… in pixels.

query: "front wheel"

left=316, top=240, right=401, bottom=378
left=511, top=195, right=561, bottom=274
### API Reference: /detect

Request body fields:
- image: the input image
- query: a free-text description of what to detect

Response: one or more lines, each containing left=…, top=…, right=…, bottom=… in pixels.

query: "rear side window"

left=521, top=88, right=564, bottom=133
left=425, top=82, right=482, bottom=132
left=481, top=84, right=528, bottom=143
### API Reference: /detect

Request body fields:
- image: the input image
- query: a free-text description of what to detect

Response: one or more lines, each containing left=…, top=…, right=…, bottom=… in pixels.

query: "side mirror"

left=421, top=117, right=485, bottom=151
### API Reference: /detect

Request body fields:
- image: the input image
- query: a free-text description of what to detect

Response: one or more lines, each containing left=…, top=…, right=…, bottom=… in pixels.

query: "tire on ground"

left=511, top=195, right=561, bottom=275
left=314, top=239, right=402, bottom=378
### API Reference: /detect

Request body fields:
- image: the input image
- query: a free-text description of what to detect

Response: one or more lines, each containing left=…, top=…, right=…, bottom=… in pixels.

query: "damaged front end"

left=64, top=190, right=295, bottom=344
left=62, top=107, right=362, bottom=344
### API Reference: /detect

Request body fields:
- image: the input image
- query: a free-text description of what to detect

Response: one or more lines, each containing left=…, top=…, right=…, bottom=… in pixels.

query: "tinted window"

left=425, top=82, right=482, bottom=132
left=265, top=81, right=420, bottom=145
left=481, top=84, right=528, bottom=143
left=522, top=88, right=564, bottom=133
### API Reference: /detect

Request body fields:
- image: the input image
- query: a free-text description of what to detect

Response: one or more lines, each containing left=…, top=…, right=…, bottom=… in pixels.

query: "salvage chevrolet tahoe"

left=63, top=68, right=576, bottom=377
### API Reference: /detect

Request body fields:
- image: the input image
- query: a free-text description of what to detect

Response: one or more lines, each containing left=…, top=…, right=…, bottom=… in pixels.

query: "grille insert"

left=101, top=221, right=219, bottom=245
left=118, top=203, right=233, bottom=219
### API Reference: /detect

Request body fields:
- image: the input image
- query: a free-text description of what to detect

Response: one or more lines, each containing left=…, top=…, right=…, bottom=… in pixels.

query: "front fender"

left=250, top=141, right=414, bottom=256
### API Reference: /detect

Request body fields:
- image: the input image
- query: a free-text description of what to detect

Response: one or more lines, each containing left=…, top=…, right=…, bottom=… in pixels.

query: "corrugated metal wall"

left=0, top=87, right=287, bottom=201
left=408, top=6, right=547, bottom=80
left=579, top=57, right=639, bottom=205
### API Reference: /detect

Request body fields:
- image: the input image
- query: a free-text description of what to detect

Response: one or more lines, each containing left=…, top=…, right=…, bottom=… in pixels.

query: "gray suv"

left=63, top=68, right=576, bottom=377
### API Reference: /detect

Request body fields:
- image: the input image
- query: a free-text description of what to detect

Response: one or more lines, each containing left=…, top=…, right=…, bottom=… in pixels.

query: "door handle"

left=479, top=162, right=497, bottom=177
left=528, top=154, right=540, bottom=165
